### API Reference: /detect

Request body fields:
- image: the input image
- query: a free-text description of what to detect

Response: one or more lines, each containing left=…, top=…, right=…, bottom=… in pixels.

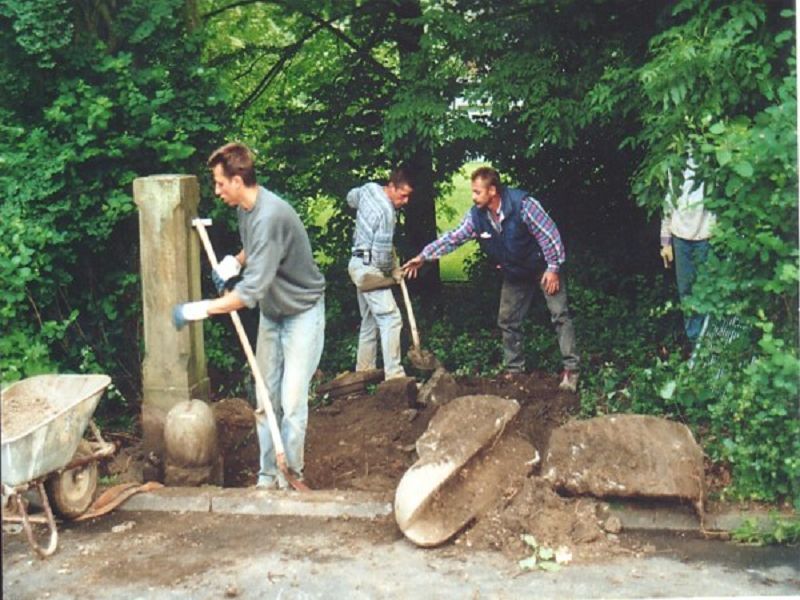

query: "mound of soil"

left=212, top=371, right=578, bottom=495
left=108, top=371, right=632, bottom=561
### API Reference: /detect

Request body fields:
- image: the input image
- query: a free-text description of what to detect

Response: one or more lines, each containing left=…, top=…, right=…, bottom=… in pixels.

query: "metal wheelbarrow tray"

left=1, top=374, right=116, bottom=557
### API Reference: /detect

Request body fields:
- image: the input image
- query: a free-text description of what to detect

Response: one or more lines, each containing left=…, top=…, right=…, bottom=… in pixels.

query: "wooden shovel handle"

left=399, top=277, right=421, bottom=348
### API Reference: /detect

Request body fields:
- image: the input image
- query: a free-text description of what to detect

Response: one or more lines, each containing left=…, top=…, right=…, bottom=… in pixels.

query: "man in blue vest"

left=402, top=166, right=580, bottom=391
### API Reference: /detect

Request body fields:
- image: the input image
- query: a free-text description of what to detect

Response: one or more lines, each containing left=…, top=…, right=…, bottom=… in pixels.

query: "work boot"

left=558, top=370, right=579, bottom=392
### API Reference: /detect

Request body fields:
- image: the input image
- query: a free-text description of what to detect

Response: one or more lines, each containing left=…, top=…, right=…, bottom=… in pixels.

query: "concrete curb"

left=113, top=486, right=787, bottom=534
left=118, top=486, right=393, bottom=520
left=603, top=500, right=781, bottom=533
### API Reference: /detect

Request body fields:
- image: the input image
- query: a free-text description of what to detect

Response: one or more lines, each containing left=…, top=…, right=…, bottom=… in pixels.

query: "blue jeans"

left=498, top=276, right=579, bottom=373
left=673, top=237, right=710, bottom=343
left=348, top=257, right=405, bottom=379
left=254, top=296, right=325, bottom=486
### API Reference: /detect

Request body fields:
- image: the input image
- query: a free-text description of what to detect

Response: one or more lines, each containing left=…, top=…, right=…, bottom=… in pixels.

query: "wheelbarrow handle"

left=5, top=482, right=59, bottom=558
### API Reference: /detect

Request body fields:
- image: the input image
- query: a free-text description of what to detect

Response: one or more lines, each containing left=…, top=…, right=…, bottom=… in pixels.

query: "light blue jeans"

left=348, top=257, right=405, bottom=379
left=254, top=296, right=325, bottom=486
left=673, top=237, right=710, bottom=343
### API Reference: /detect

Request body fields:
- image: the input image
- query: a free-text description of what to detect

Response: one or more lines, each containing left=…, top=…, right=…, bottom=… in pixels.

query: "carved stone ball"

left=164, top=399, right=218, bottom=468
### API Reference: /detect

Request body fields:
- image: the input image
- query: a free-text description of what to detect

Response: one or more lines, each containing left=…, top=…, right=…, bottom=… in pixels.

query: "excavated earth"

left=211, top=371, right=627, bottom=561
left=102, top=371, right=651, bottom=562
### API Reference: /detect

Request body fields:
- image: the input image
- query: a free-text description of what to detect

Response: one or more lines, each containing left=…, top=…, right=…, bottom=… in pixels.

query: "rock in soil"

left=542, top=414, right=706, bottom=513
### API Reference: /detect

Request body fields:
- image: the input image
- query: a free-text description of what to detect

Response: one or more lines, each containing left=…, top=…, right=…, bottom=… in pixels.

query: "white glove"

left=212, top=255, right=242, bottom=293
left=172, top=300, right=211, bottom=330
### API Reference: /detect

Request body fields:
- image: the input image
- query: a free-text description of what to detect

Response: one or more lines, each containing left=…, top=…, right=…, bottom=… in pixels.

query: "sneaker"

left=558, top=370, right=579, bottom=392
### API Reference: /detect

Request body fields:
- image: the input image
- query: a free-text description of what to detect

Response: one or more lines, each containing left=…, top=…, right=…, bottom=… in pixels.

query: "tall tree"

left=0, top=0, right=228, bottom=398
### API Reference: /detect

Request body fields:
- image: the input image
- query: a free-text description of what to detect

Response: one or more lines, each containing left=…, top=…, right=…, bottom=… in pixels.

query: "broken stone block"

left=417, top=367, right=460, bottom=406
left=375, top=376, right=419, bottom=408
left=542, top=414, right=705, bottom=512
left=316, top=369, right=384, bottom=398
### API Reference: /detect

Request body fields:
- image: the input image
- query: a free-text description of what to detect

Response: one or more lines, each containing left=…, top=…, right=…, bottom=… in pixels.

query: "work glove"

left=660, top=245, right=674, bottom=269
left=172, top=300, right=211, bottom=331
left=211, top=255, right=242, bottom=294
left=358, top=271, right=396, bottom=292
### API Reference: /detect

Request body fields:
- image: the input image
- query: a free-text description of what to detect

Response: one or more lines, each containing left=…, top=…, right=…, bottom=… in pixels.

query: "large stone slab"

left=542, top=414, right=705, bottom=511
left=395, top=395, right=536, bottom=547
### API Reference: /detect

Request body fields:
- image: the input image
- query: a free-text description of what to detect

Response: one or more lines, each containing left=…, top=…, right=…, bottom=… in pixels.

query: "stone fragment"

left=542, top=414, right=706, bottom=513
left=417, top=367, right=460, bottom=406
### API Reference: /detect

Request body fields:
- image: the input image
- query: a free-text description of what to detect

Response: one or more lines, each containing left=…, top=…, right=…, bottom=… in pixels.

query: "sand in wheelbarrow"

left=1, top=394, right=59, bottom=439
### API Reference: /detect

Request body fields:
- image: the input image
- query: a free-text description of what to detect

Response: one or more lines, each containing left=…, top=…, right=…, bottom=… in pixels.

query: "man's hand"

left=172, top=300, right=211, bottom=330
left=540, top=271, right=560, bottom=296
left=660, top=245, right=674, bottom=269
left=401, top=255, right=425, bottom=279
left=391, top=265, right=405, bottom=284
left=212, top=255, right=242, bottom=294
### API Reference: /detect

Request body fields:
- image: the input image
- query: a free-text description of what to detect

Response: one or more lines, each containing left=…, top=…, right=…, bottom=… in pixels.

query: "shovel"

left=192, top=218, right=309, bottom=492
left=398, top=277, right=440, bottom=372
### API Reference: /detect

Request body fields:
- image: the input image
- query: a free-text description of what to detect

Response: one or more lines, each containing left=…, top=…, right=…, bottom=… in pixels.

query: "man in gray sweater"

left=173, top=142, right=325, bottom=490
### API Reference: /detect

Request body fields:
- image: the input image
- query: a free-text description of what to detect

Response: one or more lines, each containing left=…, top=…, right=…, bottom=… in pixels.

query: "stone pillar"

left=133, top=175, right=209, bottom=459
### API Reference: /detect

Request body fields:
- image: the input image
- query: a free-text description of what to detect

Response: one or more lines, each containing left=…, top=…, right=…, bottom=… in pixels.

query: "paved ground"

left=3, top=505, right=799, bottom=599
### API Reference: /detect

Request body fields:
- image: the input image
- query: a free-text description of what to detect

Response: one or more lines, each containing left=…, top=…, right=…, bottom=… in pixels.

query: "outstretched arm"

left=401, top=212, right=477, bottom=278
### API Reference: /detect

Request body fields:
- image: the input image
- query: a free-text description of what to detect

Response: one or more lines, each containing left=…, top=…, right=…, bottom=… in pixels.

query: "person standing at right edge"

left=660, top=154, right=716, bottom=346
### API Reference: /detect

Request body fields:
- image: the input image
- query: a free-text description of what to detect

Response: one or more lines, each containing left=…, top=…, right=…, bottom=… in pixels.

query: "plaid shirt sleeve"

left=420, top=212, right=477, bottom=260
left=520, top=196, right=565, bottom=272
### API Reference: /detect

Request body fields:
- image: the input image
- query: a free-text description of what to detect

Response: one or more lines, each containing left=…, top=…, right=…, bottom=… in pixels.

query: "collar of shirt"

left=489, top=206, right=504, bottom=233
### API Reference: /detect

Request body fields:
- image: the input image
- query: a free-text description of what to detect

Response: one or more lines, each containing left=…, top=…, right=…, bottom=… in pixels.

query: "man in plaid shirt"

left=403, top=166, right=580, bottom=391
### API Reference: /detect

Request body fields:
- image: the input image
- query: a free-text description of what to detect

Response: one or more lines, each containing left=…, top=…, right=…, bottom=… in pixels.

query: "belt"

left=352, top=250, right=371, bottom=258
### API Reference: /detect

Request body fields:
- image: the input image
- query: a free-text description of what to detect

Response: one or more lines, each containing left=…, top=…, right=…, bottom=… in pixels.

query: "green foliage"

left=518, top=534, right=571, bottom=571
left=732, top=514, right=800, bottom=546
left=0, top=0, right=228, bottom=404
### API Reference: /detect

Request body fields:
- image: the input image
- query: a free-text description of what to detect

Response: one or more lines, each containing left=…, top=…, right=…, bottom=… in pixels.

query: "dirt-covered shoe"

left=558, top=370, right=579, bottom=392
left=255, top=477, right=278, bottom=490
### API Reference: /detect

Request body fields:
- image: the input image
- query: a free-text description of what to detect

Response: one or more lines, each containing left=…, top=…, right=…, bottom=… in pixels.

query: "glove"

left=357, top=271, right=396, bottom=292
left=211, top=255, right=242, bottom=294
left=660, top=245, right=674, bottom=269
left=172, top=300, right=211, bottom=330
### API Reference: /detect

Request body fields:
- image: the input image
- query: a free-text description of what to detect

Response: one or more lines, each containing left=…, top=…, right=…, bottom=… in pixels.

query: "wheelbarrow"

left=1, top=374, right=116, bottom=558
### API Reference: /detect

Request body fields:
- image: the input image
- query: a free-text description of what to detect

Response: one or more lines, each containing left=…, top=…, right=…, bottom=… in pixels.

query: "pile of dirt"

left=458, top=476, right=624, bottom=562
left=107, top=371, right=631, bottom=561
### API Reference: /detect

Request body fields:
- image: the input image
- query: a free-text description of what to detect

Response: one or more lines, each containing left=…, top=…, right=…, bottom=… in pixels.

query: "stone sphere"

left=164, top=399, right=218, bottom=468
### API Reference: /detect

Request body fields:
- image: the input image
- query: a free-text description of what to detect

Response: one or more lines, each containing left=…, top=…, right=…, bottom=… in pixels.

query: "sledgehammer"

left=192, top=218, right=309, bottom=492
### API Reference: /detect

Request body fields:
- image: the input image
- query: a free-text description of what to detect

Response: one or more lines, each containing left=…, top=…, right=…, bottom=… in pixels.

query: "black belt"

left=352, top=250, right=371, bottom=258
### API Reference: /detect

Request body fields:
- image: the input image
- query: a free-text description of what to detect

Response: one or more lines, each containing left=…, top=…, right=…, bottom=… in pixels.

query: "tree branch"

left=205, top=0, right=400, bottom=113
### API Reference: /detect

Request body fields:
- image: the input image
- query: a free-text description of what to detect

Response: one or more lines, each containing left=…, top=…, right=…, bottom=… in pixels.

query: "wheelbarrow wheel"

left=45, top=440, right=98, bottom=520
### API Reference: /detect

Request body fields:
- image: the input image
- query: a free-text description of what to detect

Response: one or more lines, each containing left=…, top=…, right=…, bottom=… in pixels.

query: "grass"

left=436, top=161, right=487, bottom=281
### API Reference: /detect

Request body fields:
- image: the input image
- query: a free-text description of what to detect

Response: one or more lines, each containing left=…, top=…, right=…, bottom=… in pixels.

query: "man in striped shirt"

left=347, top=167, right=414, bottom=379
left=403, top=166, right=580, bottom=391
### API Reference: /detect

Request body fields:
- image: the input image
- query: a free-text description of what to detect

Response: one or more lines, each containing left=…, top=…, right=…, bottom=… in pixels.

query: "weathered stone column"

left=133, top=175, right=209, bottom=459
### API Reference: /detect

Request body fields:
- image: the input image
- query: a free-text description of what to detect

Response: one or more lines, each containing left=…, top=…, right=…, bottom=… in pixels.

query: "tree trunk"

left=394, top=0, right=440, bottom=289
